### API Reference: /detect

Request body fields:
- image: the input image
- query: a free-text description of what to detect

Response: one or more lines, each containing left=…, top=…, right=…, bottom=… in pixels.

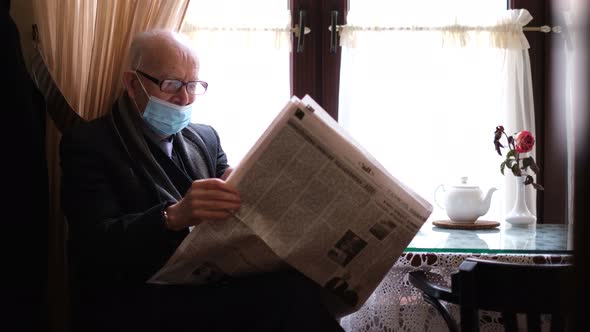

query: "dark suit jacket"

left=60, top=96, right=229, bottom=323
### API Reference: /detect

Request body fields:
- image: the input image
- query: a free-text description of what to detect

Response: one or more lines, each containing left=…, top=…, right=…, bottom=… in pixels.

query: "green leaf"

left=529, top=157, right=540, bottom=174
left=532, top=183, right=544, bottom=191
left=500, top=161, right=506, bottom=175
left=506, top=155, right=519, bottom=168
left=511, top=164, right=522, bottom=176
left=521, top=157, right=531, bottom=169
left=506, top=149, right=515, bottom=159
left=524, top=175, right=534, bottom=185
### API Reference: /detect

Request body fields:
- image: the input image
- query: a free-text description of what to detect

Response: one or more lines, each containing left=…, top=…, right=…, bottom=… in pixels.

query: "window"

left=181, top=0, right=551, bottom=223
left=339, top=0, right=511, bottom=221
left=181, top=0, right=291, bottom=165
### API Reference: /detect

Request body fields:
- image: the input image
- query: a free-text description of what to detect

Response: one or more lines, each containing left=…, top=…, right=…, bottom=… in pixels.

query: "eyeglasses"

left=135, top=69, right=208, bottom=95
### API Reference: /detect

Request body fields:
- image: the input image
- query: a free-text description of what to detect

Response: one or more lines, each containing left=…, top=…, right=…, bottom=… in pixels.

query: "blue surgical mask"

left=134, top=71, right=193, bottom=136
left=142, top=96, right=192, bottom=136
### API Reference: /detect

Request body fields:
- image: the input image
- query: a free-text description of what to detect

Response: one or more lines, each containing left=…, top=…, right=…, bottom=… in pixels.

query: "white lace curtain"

left=338, top=3, right=537, bottom=223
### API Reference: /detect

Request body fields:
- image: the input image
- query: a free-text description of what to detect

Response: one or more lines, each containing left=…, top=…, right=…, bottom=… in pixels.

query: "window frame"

left=290, top=0, right=347, bottom=120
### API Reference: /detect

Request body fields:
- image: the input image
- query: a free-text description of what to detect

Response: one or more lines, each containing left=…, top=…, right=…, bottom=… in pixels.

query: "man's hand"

left=221, top=167, right=234, bottom=181
left=164, top=178, right=241, bottom=230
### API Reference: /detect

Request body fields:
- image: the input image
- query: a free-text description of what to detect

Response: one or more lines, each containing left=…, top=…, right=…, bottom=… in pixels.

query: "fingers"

left=221, top=167, right=234, bottom=181
left=186, top=180, right=240, bottom=206
left=165, top=178, right=242, bottom=230
left=185, top=188, right=240, bottom=204
left=190, top=177, right=238, bottom=194
left=183, top=195, right=241, bottom=213
left=165, top=197, right=239, bottom=231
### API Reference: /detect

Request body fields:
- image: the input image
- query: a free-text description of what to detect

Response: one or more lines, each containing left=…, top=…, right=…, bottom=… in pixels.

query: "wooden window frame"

left=290, top=0, right=347, bottom=120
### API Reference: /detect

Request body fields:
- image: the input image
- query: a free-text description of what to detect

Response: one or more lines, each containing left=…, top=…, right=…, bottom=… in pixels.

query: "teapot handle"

left=434, top=184, right=445, bottom=210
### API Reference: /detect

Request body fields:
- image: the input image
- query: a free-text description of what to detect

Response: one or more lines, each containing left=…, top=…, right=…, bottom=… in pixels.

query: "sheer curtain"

left=180, top=0, right=291, bottom=166
left=338, top=1, right=536, bottom=223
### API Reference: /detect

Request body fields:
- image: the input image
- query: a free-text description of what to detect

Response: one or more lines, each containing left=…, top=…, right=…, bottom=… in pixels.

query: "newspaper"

left=149, top=95, right=433, bottom=316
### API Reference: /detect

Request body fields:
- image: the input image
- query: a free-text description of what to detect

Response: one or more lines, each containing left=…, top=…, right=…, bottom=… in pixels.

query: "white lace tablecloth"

left=339, top=252, right=572, bottom=332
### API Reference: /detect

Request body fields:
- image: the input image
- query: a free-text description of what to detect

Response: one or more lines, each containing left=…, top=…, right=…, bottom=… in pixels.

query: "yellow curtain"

left=33, top=0, right=190, bottom=120
left=30, top=1, right=190, bottom=331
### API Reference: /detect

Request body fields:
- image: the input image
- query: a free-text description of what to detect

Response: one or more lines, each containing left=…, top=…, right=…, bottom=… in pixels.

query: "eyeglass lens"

left=161, top=80, right=207, bottom=95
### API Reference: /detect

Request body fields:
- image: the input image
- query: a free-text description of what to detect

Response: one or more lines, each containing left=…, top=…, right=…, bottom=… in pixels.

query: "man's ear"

left=122, top=71, right=137, bottom=99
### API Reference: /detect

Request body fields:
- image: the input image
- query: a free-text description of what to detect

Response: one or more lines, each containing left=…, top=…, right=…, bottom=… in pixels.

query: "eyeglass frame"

left=135, top=69, right=208, bottom=95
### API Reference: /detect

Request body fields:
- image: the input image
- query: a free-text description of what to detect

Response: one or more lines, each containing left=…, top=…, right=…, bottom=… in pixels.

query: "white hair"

left=127, top=29, right=197, bottom=70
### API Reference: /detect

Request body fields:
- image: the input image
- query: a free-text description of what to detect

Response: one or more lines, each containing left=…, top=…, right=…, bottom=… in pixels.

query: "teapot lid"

left=452, top=176, right=478, bottom=189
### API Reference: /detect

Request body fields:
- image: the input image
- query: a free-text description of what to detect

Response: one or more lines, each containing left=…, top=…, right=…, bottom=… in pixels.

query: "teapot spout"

left=479, top=187, right=498, bottom=216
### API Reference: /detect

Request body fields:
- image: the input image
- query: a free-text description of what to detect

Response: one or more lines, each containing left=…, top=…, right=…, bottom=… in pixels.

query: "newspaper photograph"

left=149, top=95, right=433, bottom=316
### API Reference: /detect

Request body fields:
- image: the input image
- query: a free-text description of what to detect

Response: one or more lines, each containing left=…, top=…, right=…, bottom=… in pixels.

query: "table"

left=339, top=221, right=573, bottom=332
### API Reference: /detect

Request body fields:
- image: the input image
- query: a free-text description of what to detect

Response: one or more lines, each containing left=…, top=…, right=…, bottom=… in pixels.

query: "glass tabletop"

left=405, top=220, right=573, bottom=254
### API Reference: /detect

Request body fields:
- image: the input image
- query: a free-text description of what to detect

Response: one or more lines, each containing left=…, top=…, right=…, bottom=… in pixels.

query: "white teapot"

left=434, top=177, right=497, bottom=223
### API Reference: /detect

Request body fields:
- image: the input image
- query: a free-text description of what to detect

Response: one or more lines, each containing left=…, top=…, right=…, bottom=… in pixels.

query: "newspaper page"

left=149, top=95, right=432, bottom=316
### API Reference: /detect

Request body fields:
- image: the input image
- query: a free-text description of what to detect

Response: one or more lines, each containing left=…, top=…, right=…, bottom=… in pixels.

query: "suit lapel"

left=174, top=129, right=212, bottom=180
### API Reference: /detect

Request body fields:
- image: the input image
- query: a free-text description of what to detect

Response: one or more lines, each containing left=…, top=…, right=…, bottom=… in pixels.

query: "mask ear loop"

left=131, top=71, right=152, bottom=113
left=130, top=54, right=153, bottom=111
left=135, top=71, right=152, bottom=98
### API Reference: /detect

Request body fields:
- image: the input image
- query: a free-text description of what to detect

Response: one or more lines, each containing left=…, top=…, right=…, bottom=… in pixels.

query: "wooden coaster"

left=432, top=220, right=500, bottom=230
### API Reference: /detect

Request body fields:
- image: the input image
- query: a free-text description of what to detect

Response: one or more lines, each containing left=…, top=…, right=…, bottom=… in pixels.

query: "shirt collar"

left=143, top=125, right=174, bottom=157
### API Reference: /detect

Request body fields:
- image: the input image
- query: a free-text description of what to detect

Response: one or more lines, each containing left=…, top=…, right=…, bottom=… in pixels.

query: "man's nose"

left=171, top=85, right=191, bottom=106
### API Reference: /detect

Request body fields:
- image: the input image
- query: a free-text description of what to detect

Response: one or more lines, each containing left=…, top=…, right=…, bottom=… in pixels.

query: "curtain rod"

left=522, top=25, right=562, bottom=33
left=328, top=24, right=562, bottom=33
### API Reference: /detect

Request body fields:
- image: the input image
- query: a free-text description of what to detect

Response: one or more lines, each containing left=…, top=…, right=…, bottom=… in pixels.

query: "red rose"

left=494, top=126, right=543, bottom=190
left=515, top=130, right=535, bottom=153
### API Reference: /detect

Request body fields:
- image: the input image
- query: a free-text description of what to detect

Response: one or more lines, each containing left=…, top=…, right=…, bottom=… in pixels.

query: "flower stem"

left=503, top=131, right=521, bottom=174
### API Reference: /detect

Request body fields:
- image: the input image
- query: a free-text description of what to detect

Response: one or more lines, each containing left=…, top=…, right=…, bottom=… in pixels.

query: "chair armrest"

left=409, top=270, right=460, bottom=332
left=409, top=270, right=459, bottom=304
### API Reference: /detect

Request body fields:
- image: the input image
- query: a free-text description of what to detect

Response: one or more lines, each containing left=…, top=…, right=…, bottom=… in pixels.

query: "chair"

left=409, top=258, right=573, bottom=332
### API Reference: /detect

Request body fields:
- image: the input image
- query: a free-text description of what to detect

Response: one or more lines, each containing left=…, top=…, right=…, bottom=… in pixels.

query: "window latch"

left=293, top=10, right=309, bottom=53
left=330, top=10, right=339, bottom=53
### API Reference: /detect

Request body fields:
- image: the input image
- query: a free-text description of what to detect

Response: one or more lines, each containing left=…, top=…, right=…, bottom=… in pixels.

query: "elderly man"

left=60, top=29, right=343, bottom=332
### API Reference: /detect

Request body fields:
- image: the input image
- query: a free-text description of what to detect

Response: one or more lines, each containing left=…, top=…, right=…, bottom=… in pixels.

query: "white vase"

left=505, top=176, right=536, bottom=226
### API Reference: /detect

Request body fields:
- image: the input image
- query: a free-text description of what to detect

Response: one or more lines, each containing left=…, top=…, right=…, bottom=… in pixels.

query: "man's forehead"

left=141, top=49, right=198, bottom=75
